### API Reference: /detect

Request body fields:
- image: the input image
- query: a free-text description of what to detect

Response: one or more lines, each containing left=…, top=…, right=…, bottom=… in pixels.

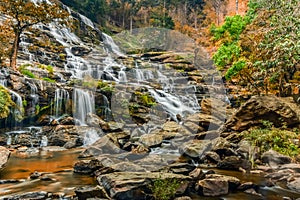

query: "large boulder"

left=97, top=172, right=190, bottom=200
left=196, top=174, right=240, bottom=196
left=0, top=146, right=10, bottom=170
left=223, top=96, right=300, bottom=132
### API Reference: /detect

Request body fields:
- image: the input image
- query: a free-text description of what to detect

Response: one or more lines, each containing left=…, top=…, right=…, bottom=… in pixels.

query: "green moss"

left=19, top=64, right=35, bottom=78
left=150, top=178, right=180, bottom=200
left=135, top=91, right=156, bottom=107
left=244, top=122, right=299, bottom=157
left=0, top=86, right=15, bottom=119
left=42, top=77, right=56, bottom=83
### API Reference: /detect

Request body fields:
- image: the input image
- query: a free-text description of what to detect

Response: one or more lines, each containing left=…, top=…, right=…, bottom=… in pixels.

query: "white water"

left=72, top=88, right=95, bottom=125
left=83, top=129, right=100, bottom=146
left=102, top=33, right=125, bottom=57
left=54, top=88, right=70, bottom=117
left=27, top=81, right=39, bottom=113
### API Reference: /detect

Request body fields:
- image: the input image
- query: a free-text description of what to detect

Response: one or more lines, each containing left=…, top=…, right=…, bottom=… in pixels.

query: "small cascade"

left=9, top=90, right=24, bottom=120
left=100, top=95, right=112, bottom=120
left=19, top=36, right=36, bottom=63
left=73, top=88, right=95, bottom=125
left=135, top=66, right=145, bottom=82
left=78, top=13, right=95, bottom=29
left=27, top=81, right=39, bottom=114
left=118, top=66, right=127, bottom=83
left=83, top=129, right=100, bottom=146
left=40, top=136, right=48, bottom=147
left=54, top=88, right=70, bottom=118
left=149, top=89, right=198, bottom=121
left=102, top=33, right=125, bottom=57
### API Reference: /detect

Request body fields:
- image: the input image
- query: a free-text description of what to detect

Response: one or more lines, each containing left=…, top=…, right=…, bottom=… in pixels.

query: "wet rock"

left=160, top=121, right=191, bottom=139
left=237, top=182, right=257, bottom=191
left=217, top=156, right=251, bottom=171
left=71, top=45, right=91, bottom=56
left=244, top=188, right=262, bottom=197
left=174, top=196, right=192, bottom=200
left=202, top=151, right=221, bottom=163
left=59, top=116, right=75, bottom=125
left=97, top=172, right=190, bottom=200
left=74, top=159, right=104, bottom=174
left=75, top=185, right=110, bottom=199
left=179, top=140, right=212, bottom=159
left=3, top=191, right=49, bottom=200
left=287, top=177, right=300, bottom=193
left=30, top=171, right=42, bottom=179
left=223, top=96, right=300, bottom=132
left=80, top=135, right=123, bottom=157
left=0, top=146, right=10, bottom=170
left=279, top=163, right=300, bottom=173
left=189, top=168, right=205, bottom=180
left=261, top=150, right=292, bottom=167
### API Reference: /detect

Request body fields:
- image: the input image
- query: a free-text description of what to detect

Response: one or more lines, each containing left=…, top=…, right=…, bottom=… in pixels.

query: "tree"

left=0, top=19, right=14, bottom=65
left=0, top=0, right=69, bottom=70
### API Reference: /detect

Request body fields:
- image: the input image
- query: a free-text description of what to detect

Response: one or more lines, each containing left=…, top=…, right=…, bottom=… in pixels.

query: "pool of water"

left=0, top=147, right=96, bottom=198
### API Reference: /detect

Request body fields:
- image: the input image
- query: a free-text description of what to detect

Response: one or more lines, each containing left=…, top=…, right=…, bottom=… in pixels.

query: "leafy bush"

left=225, top=60, right=246, bottom=80
left=244, top=122, right=299, bottom=157
left=212, top=43, right=241, bottom=70
left=19, top=64, right=35, bottom=78
left=0, top=86, right=14, bottom=119
left=150, top=178, right=180, bottom=200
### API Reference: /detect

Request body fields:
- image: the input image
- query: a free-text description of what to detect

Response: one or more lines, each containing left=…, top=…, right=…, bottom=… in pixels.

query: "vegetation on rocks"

left=0, top=86, right=14, bottom=119
left=150, top=178, right=181, bottom=200
left=244, top=121, right=300, bottom=157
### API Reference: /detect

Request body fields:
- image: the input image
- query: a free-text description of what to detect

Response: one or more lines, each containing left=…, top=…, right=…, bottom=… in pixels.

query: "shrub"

left=0, top=86, right=15, bottom=119
left=244, top=122, right=299, bottom=157
left=150, top=178, right=180, bottom=200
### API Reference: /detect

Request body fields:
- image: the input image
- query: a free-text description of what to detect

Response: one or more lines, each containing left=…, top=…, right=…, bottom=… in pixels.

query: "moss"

left=244, top=121, right=299, bottom=157
left=19, top=64, right=35, bottom=78
left=149, top=178, right=180, bottom=200
left=134, top=91, right=156, bottom=107
left=0, top=86, right=15, bottom=119
left=42, top=77, right=56, bottom=83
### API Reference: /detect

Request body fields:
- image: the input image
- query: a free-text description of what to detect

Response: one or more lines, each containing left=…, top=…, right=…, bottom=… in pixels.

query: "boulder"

left=287, top=176, right=300, bottom=193
left=75, top=185, right=110, bottom=199
left=184, top=113, right=223, bottom=131
left=261, top=150, right=292, bottom=167
left=196, top=174, right=240, bottom=196
left=179, top=140, right=212, bottom=158
left=223, top=96, right=300, bottom=132
left=200, top=98, right=227, bottom=121
left=97, top=172, right=190, bottom=200
left=217, top=156, right=251, bottom=171
left=0, top=146, right=10, bottom=170
left=139, top=134, right=163, bottom=148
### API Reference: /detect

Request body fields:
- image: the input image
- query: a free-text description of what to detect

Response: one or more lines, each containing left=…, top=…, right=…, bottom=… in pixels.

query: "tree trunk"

left=10, top=31, right=20, bottom=71
left=236, top=0, right=238, bottom=14
left=130, top=15, right=133, bottom=33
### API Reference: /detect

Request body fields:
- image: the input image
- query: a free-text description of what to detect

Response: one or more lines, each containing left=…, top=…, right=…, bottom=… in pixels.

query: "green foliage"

left=19, top=64, right=35, bottom=78
left=0, top=86, right=14, bottom=119
left=212, top=43, right=241, bottom=70
left=225, top=60, right=246, bottom=80
left=135, top=91, right=156, bottom=107
left=42, top=77, right=56, bottom=83
left=150, top=178, right=180, bottom=200
left=244, top=123, right=299, bottom=157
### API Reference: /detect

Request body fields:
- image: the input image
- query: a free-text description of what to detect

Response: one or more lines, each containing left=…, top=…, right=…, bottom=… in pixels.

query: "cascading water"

left=72, top=88, right=95, bottom=125
left=102, top=33, right=125, bottom=57
left=27, top=81, right=39, bottom=114
left=54, top=88, right=70, bottom=118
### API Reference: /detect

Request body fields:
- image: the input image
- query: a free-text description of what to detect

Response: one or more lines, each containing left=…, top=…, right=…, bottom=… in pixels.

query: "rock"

left=78, top=134, right=123, bottom=157
left=279, top=163, right=300, bottom=173
left=237, top=182, right=257, bottom=191
left=160, top=121, right=191, bottom=139
left=3, top=191, right=49, bottom=200
left=202, top=151, right=221, bottom=163
left=200, top=98, right=227, bottom=121
left=224, top=96, right=300, bottom=132
left=244, top=188, right=262, bottom=197
left=261, top=150, right=292, bottom=167
left=189, top=168, right=205, bottom=180
left=59, top=116, right=75, bottom=125
left=217, top=156, right=251, bottom=171
left=75, top=185, right=110, bottom=199
left=0, top=146, right=10, bottom=170
left=197, top=174, right=240, bottom=196
left=74, top=159, right=104, bottom=174
left=185, top=113, right=223, bottom=131
left=139, top=134, right=163, bottom=148
left=179, top=140, right=212, bottom=158
left=30, top=171, right=42, bottom=179
left=97, top=172, right=190, bottom=200
left=197, top=177, right=228, bottom=196
left=287, top=177, right=300, bottom=193
left=174, top=196, right=192, bottom=200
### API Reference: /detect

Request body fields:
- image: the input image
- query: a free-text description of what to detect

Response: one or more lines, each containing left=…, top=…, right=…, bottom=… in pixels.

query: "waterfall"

left=54, top=88, right=70, bottom=118
left=148, top=89, right=198, bottom=121
left=83, top=129, right=100, bottom=146
left=102, top=33, right=125, bottom=57
left=118, top=66, right=127, bottom=83
left=19, top=36, right=36, bottom=63
left=27, top=82, right=39, bottom=114
left=72, top=88, right=95, bottom=125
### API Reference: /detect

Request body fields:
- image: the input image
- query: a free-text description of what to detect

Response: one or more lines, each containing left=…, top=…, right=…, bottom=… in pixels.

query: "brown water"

left=0, top=147, right=96, bottom=198
left=1, top=148, right=300, bottom=199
